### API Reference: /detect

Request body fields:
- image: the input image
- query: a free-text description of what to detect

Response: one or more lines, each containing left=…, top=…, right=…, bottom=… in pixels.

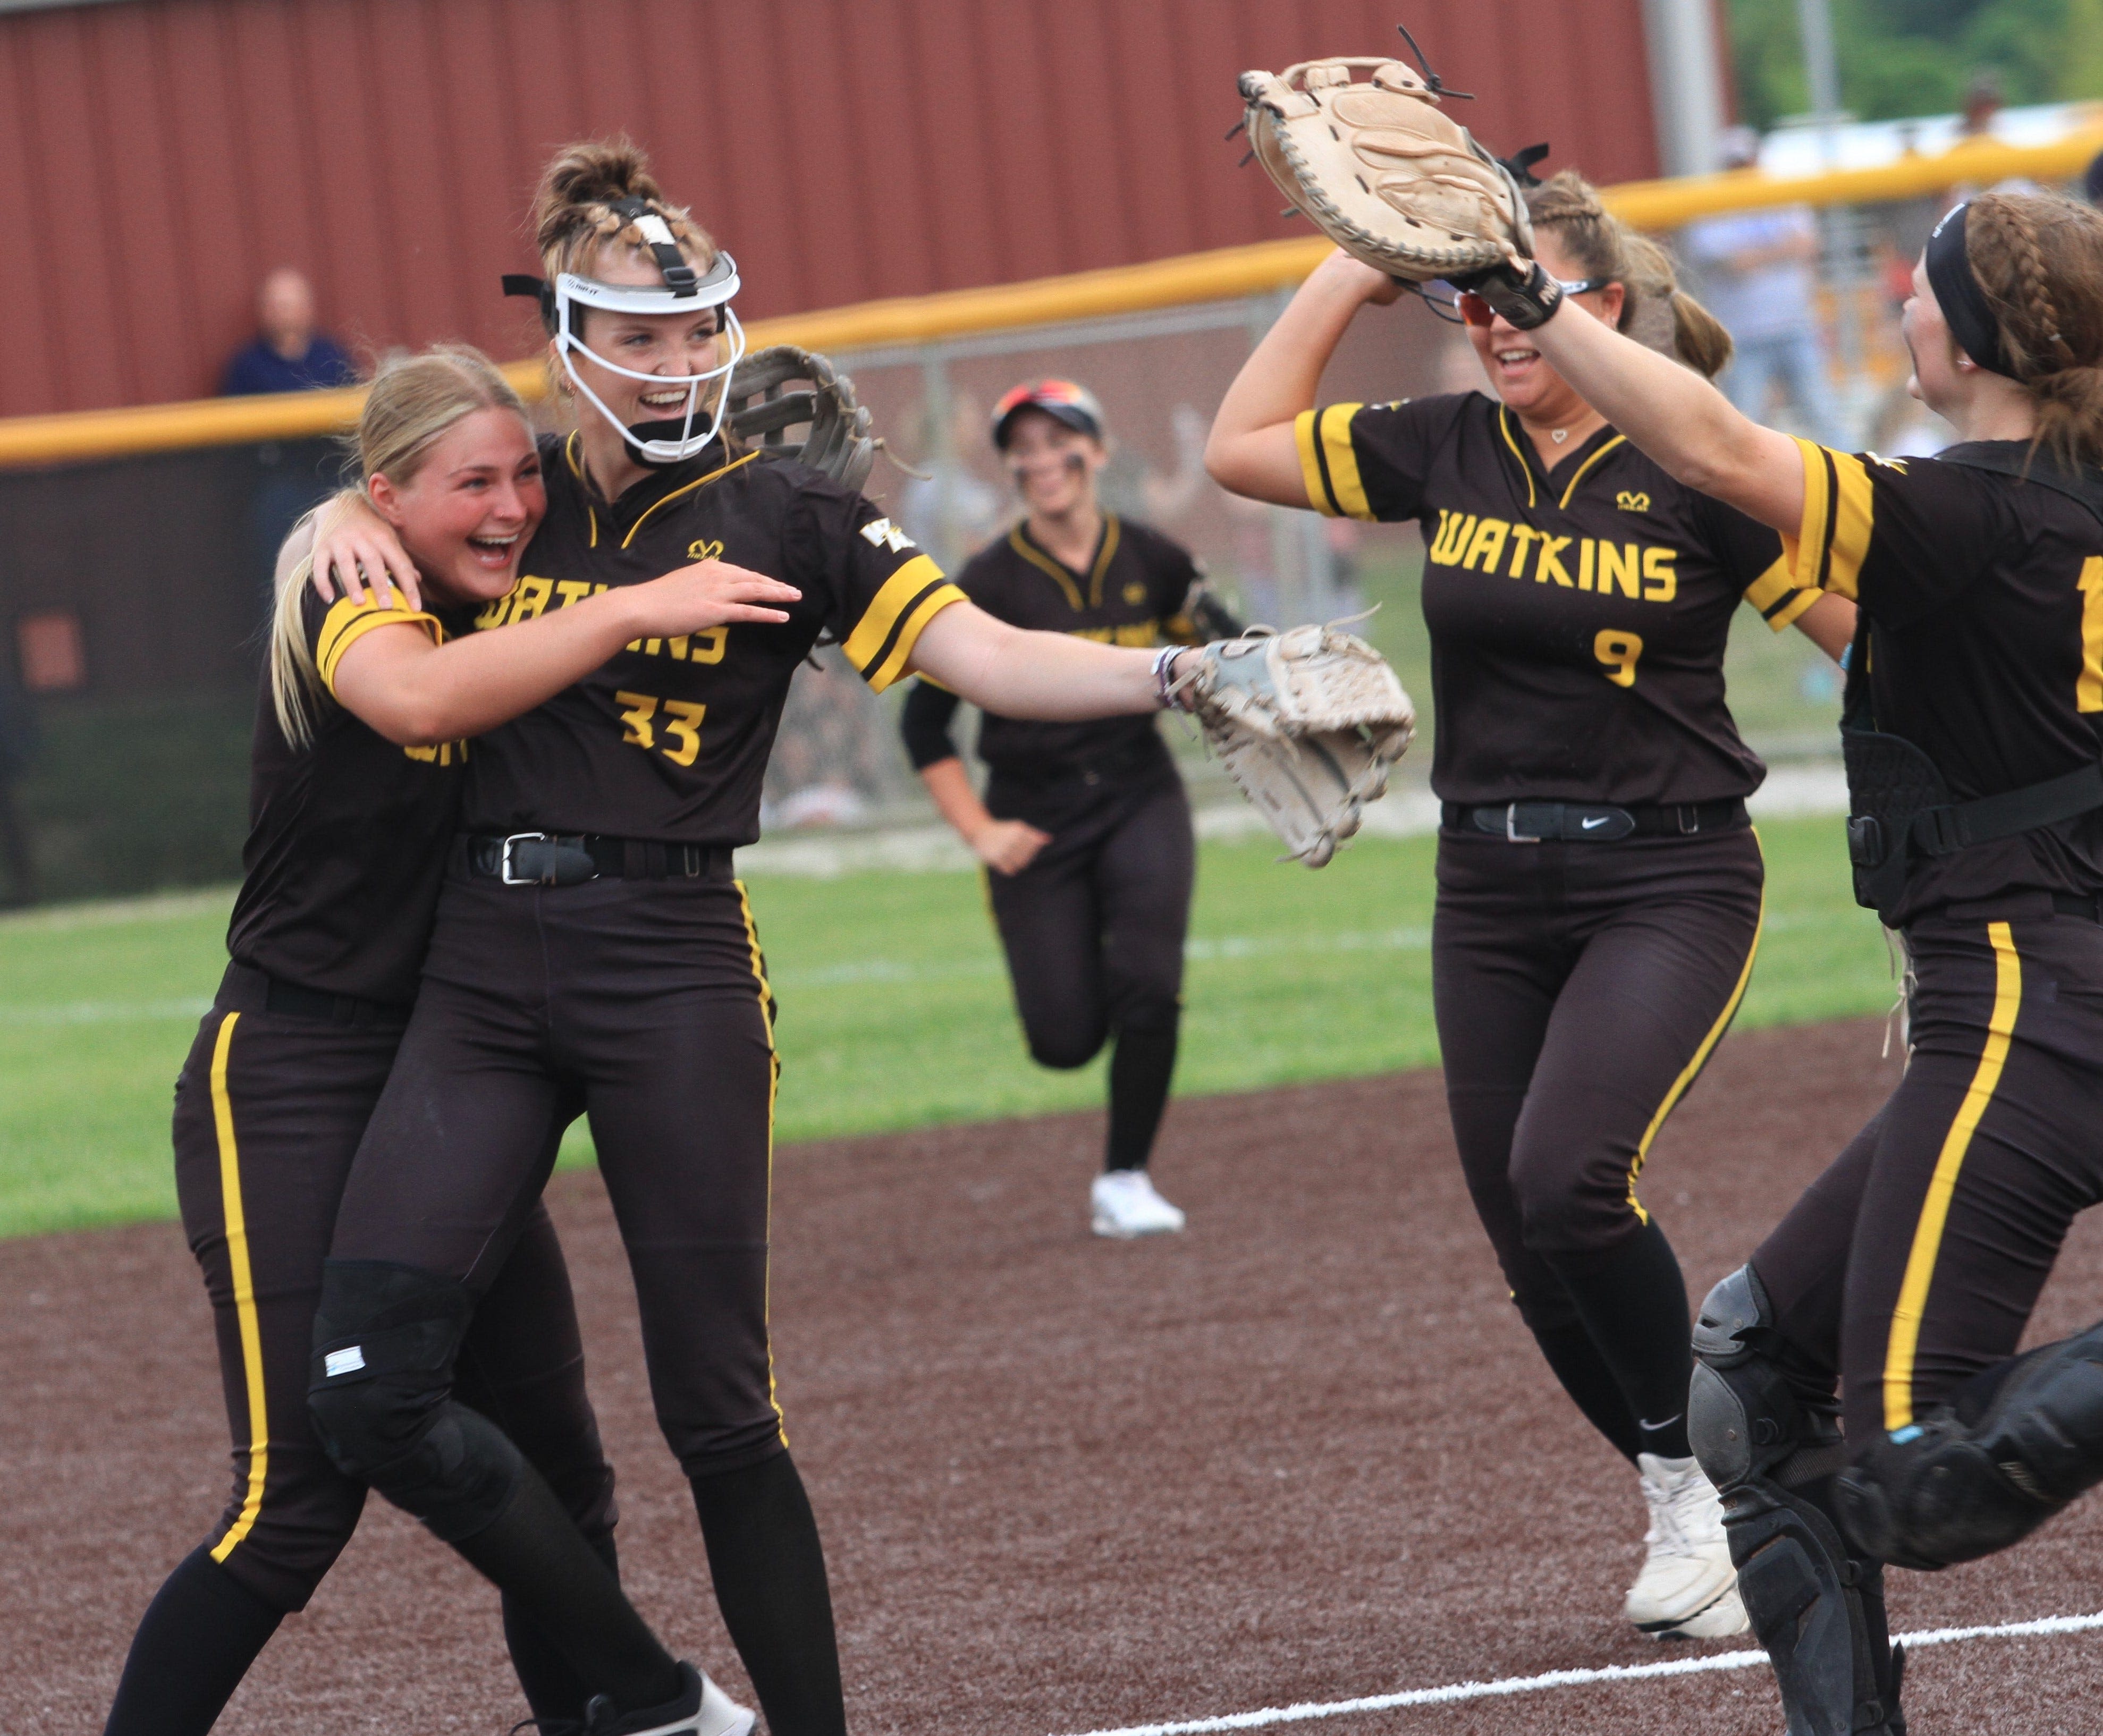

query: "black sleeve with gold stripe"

left=1293, top=396, right=1463, bottom=523
left=1787, top=438, right=2005, bottom=626
left=308, top=591, right=445, bottom=696
left=790, top=489, right=965, bottom=692
left=1695, top=491, right=1822, bottom=633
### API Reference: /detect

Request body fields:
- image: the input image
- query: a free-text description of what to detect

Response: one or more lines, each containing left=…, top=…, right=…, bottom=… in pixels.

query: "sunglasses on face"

left=1414, top=276, right=1612, bottom=325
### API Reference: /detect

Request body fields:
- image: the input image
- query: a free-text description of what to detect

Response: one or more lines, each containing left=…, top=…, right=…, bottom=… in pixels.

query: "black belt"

left=266, top=978, right=412, bottom=1027
left=1443, top=798, right=1747, bottom=843
left=2053, top=892, right=2103, bottom=923
left=466, top=832, right=730, bottom=887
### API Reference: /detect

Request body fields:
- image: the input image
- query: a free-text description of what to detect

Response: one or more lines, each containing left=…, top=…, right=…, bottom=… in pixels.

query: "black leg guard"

left=1836, top=1316, right=2103, bottom=1571
left=307, top=1259, right=522, bottom=1542
left=1691, top=1267, right=1902, bottom=1736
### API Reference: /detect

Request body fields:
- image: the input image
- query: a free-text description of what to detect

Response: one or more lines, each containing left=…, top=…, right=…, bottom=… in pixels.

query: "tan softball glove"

left=1238, top=55, right=1533, bottom=283
left=725, top=344, right=879, bottom=493
left=1178, top=625, right=1416, bottom=869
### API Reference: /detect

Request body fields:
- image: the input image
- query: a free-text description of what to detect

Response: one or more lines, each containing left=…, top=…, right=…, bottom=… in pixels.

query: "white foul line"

left=1055, top=1610, right=2103, bottom=1736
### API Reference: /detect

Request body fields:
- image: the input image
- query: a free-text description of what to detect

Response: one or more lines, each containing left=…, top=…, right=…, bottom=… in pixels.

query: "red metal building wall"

left=0, top=0, right=1661, bottom=416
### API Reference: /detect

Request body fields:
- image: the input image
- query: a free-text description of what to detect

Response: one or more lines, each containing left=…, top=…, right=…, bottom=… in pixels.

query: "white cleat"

left=578, top=1663, right=756, bottom=1736
left=1623, top=1452, right=1749, bottom=1640
left=1090, top=1168, right=1186, bottom=1239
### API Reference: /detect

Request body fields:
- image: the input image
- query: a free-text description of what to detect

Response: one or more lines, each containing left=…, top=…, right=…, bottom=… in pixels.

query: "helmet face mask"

left=508, top=210, right=746, bottom=470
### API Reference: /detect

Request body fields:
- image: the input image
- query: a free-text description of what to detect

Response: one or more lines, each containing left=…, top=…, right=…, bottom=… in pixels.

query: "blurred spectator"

left=221, top=268, right=354, bottom=396
left=0, top=669, right=38, bottom=907
left=1682, top=127, right=1848, bottom=447
left=222, top=268, right=357, bottom=621
left=1101, top=403, right=1212, bottom=528
left=896, top=391, right=1002, bottom=569
left=1958, top=71, right=2005, bottom=141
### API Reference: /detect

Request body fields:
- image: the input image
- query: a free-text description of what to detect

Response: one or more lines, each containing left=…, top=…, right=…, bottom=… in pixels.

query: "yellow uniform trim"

left=1626, top=860, right=1766, bottom=1221
left=1294, top=408, right=1339, bottom=516
left=314, top=599, right=442, bottom=696
left=1557, top=435, right=1628, bottom=511
left=1884, top=920, right=2022, bottom=1432
left=1743, top=553, right=1820, bottom=632
left=840, top=553, right=962, bottom=690
left=1008, top=524, right=1086, bottom=609
left=207, top=1012, right=271, bottom=1563
left=1790, top=436, right=1874, bottom=599
left=563, top=434, right=599, bottom=549
left=619, top=450, right=759, bottom=549
left=734, top=878, right=788, bottom=1445
left=865, top=582, right=966, bottom=693
left=1319, top=403, right=1374, bottom=520
left=1087, top=514, right=1121, bottom=607
left=1498, top=407, right=1538, bottom=510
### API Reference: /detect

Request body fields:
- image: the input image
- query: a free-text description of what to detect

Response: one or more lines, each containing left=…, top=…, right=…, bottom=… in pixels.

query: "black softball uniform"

left=1300, top=392, right=1821, bottom=1458
left=1745, top=439, right=2103, bottom=1451
left=326, top=436, right=962, bottom=1478
left=181, top=591, right=611, bottom=1610
left=112, top=588, right=614, bottom=1734
left=900, top=516, right=1201, bottom=1077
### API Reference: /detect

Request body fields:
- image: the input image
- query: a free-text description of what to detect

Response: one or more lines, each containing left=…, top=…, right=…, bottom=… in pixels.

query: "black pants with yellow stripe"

left=170, top=963, right=613, bottom=1613
left=1433, top=825, right=1765, bottom=1459
left=1754, top=900, right=2103, bottom=1446
left=328, top=862, right=787, bottom=1477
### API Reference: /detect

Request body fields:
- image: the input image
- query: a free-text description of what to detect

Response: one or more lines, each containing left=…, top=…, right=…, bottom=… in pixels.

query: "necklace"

left=1551, top=427, right=1570, bottom=445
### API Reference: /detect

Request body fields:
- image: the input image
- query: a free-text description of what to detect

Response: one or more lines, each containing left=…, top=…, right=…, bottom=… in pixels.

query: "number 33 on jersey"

left=459, top=433, right=965, bottom=849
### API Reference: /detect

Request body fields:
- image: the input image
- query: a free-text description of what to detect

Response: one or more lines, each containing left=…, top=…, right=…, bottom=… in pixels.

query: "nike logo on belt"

left=1582, top=816, right=1611, bottom=829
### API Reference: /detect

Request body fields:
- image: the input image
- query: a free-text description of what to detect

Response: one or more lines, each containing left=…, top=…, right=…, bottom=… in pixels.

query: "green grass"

left=0, top=816, right=1895, bottom=1239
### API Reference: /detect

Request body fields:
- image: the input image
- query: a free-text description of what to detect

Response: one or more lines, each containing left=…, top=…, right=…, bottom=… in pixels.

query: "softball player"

left=901, top=380, right=1234, bottom=1237
left=1486, top=188, right=2103, bottom=1734
left=299, top=142, right=1218, bottom=1736
left=104, top=346, right=796, bottom=1736
left=1205, top=172, right=1854, bottom=1640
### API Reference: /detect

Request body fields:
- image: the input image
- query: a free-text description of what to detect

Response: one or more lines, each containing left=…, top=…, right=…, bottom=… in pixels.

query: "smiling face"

left=1466, top=235, right=1626, bottom=425
left=561, top=242, right=728, bottom=435
left=366, top=408, right=546, bottom=607
left=1001, top=408, right=1106, bottom=518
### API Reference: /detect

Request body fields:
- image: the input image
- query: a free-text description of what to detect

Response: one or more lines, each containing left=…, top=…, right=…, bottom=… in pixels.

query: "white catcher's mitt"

left=1238, top=55, right=1532, bottom=282
left=1179, top=625, right=1415, bottom=869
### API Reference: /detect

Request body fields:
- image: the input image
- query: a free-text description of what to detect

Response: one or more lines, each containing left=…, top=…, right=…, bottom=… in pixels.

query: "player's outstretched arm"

left=1205, top=249, right=1402, bottom=507
left=1519, top=291, right=1807, bottom=534
left=331, top=561, right=800, bottom=747
left=907, top=600, right=1180, bottom=722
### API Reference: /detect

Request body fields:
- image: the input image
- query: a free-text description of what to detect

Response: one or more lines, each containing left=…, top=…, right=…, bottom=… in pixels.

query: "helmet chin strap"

left=557, top=301, right=747, bottom=470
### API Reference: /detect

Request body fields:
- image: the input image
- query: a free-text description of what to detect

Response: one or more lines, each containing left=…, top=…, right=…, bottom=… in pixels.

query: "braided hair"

left=1525, top=171, right=1734, bottom=380
left=530, top=138, right=721, bottom=285
left=1965, top=191, right=2103, bottom=468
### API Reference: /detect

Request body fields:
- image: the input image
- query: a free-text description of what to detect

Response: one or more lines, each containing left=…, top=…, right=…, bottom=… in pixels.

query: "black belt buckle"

left=501, top=832, right=599, bottom=887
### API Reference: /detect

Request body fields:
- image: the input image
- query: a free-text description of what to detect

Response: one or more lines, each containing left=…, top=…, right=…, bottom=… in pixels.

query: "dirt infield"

left=10, top=1017, right=2103, bottom=1734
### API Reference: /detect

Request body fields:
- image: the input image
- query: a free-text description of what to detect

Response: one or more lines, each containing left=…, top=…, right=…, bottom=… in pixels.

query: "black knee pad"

left=1691, top=1267, right=1902, bottom=1736
left=308, top=1259, right=523, bottom=1543
left=1836, top=1317, right=2103, bottom=1571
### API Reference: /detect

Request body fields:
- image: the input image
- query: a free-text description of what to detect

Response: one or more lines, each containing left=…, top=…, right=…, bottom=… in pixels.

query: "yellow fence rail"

left=3, top=125, right=2098, bottom=472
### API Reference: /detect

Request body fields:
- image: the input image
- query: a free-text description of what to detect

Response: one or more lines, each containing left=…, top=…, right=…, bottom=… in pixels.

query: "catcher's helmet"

left=503, top=199, right=747, bottom=469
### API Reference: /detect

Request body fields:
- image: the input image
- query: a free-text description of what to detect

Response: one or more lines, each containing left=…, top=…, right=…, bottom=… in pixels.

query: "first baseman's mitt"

left=1179, top=625, right=1415, bottom=868
left=726, top=345, right=879, bottom=492
left=1238, top=56, right=1533, bottom=282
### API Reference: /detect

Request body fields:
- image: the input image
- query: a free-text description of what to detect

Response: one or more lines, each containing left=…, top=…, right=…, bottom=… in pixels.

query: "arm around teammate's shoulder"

left=330, top=559, right=800, bottom=747
left=1206, top=249, right=1403, bottom=508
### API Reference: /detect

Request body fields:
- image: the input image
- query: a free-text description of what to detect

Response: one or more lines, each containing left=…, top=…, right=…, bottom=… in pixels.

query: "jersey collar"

left=1495, top=404, right=1628, bottom=511
left=1010, top=514, right=1121, bottom=610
